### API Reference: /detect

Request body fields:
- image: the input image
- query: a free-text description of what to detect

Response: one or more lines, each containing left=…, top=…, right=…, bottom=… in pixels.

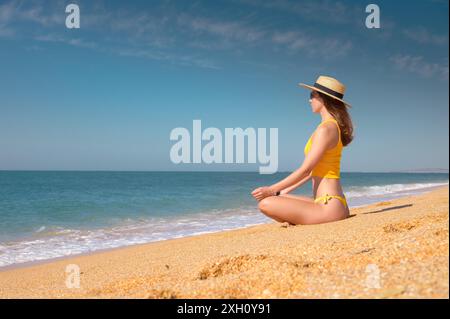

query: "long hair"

left=317, top=91, right=354, bottom=147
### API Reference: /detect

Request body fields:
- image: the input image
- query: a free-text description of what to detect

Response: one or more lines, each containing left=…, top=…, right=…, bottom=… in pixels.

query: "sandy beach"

left=0, top=185, right=448, bottom=299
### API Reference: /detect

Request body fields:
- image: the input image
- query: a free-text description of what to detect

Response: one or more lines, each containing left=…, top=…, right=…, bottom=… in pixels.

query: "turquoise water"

left=0, top=171, right=448, bottom=267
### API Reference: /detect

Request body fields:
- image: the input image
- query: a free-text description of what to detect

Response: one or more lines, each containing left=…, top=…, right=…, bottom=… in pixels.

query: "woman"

left=251, top=75, right=354, bottom=225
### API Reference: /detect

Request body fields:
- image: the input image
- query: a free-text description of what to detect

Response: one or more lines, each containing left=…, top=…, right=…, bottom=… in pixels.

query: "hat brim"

left=299, top=83, right=351, bottom=108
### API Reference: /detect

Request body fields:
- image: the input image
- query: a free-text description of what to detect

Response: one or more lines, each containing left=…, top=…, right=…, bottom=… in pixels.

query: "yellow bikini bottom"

left=314, top=194, right=348, bottom=208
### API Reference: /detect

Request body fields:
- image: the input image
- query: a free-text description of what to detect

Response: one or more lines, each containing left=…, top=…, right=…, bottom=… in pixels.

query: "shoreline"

left=0, top=185, right=448, bottom=298
left=0, top=184, right=445, bottom=273
left=0, top=223, right=269, bottom=273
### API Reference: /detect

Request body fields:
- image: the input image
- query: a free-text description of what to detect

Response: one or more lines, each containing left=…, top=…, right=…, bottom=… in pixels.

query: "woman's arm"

left=268, top=166, right=310, bottom=194
left=251, top=125, right=333, bottom=201
left=269, top=126, right=332, bottom=193
left=252, top=166, right=311, bottom=201
left=280, top=172, right=312, bottom=195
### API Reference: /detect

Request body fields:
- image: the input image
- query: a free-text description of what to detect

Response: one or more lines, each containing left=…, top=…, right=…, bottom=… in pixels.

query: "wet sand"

left=0, top=186, right=448, bottom=299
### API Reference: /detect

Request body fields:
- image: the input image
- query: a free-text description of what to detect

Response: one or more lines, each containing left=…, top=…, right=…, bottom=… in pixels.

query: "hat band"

left=313, top=83, right=344, bottom=99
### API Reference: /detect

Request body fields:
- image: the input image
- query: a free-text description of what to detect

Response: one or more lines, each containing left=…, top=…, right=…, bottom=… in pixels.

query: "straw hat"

left=299, top=75, right=351, bottom=108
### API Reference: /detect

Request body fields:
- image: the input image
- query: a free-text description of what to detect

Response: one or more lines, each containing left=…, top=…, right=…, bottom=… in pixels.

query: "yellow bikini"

left=304, top=118, right=348, bottom=208
left=314, top=193, right=348, bottom=208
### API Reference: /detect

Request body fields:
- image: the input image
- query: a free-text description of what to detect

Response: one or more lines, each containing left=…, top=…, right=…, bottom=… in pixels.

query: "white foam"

left=345, top=182, right=448, bottom=198
left=35, top=226, right=46, bottom=233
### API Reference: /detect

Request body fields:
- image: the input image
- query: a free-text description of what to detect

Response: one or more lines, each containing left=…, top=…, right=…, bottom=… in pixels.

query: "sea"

left=0, top=171, right=448, bottom=268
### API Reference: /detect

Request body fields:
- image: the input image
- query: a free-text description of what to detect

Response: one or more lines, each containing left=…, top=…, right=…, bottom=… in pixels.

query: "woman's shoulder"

left=315, top=120, right=338, bottom=133
left=317, top=120, right=340, bottom=133
left=317, top=118, right=338, bottom=127
left=314, top=121, right=341, bottom=144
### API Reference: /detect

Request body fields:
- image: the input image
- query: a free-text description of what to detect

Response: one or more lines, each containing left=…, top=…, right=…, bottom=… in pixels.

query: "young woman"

left=251, top=76, right=354, bottom=225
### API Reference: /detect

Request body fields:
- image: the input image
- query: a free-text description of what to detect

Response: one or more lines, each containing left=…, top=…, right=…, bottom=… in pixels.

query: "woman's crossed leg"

left=258, top=195, right=345, bottom=225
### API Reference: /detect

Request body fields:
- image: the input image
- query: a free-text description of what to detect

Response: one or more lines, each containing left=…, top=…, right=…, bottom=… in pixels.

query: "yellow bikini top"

left=304, top=118, right=343, bottom=179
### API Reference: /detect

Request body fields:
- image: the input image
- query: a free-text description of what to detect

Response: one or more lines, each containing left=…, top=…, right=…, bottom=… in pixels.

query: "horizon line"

left=0, top=169, right=448, bottom=173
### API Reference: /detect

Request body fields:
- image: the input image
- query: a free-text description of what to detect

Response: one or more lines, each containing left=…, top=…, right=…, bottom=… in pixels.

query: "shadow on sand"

left=359, top=204, right=413, bottom=215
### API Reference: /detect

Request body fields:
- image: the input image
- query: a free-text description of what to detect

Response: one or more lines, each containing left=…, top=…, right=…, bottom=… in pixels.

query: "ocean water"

left=0, top=171, right=448, bottom=268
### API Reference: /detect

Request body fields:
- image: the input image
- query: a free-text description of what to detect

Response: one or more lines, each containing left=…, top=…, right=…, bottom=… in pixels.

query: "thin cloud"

left=34, top=33, right=221, bottom=70
left=0, top=0, right=16, bottom=36
left=117, top=48, right=221, bottom=70
left=0, top=0, right=63, bottom=28
left=236, top=0, right=362, bottom=26
left=6, top=0, right=352, bottom=68
left=19, top=5, right=62, bottom=26
left=390, top=54, right=449, bottom=80
left=177, top=13, right=266, bottom=44
left=403, top=27, right=448, bottom=46
left=35, top=34, right=98, bottom=49
left=178, top=13, right=352, bottom=58
left=0, top=27, right=14, bottom=37
left=272, top=31, right=352, bottom=58
left=0, top=0, right=16, bottom=24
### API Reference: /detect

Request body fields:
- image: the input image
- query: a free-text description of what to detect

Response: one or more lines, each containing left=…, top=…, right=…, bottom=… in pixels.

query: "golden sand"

left=0, top=186, right=448, bottom=299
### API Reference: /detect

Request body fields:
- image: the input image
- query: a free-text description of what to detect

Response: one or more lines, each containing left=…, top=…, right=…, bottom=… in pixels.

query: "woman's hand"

left=251, top=186, right=276, bottom=201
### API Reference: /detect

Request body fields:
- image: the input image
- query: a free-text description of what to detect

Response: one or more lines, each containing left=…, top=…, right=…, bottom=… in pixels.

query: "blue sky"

left=0, top=0, right=448, bottom=172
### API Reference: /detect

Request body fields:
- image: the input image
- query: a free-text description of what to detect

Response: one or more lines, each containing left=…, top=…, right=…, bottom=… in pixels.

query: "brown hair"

left=317, top=91, right=354, bottom=146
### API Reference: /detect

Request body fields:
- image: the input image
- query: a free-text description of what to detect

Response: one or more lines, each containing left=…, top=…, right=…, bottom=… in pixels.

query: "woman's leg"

left=258, top=196, right=342, bottom=225
left=279, top=194, right=314, bottom=203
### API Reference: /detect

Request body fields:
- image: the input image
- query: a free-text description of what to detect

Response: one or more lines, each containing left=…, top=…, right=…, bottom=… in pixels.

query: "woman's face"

left=309, top=91, right=324, bottom=113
